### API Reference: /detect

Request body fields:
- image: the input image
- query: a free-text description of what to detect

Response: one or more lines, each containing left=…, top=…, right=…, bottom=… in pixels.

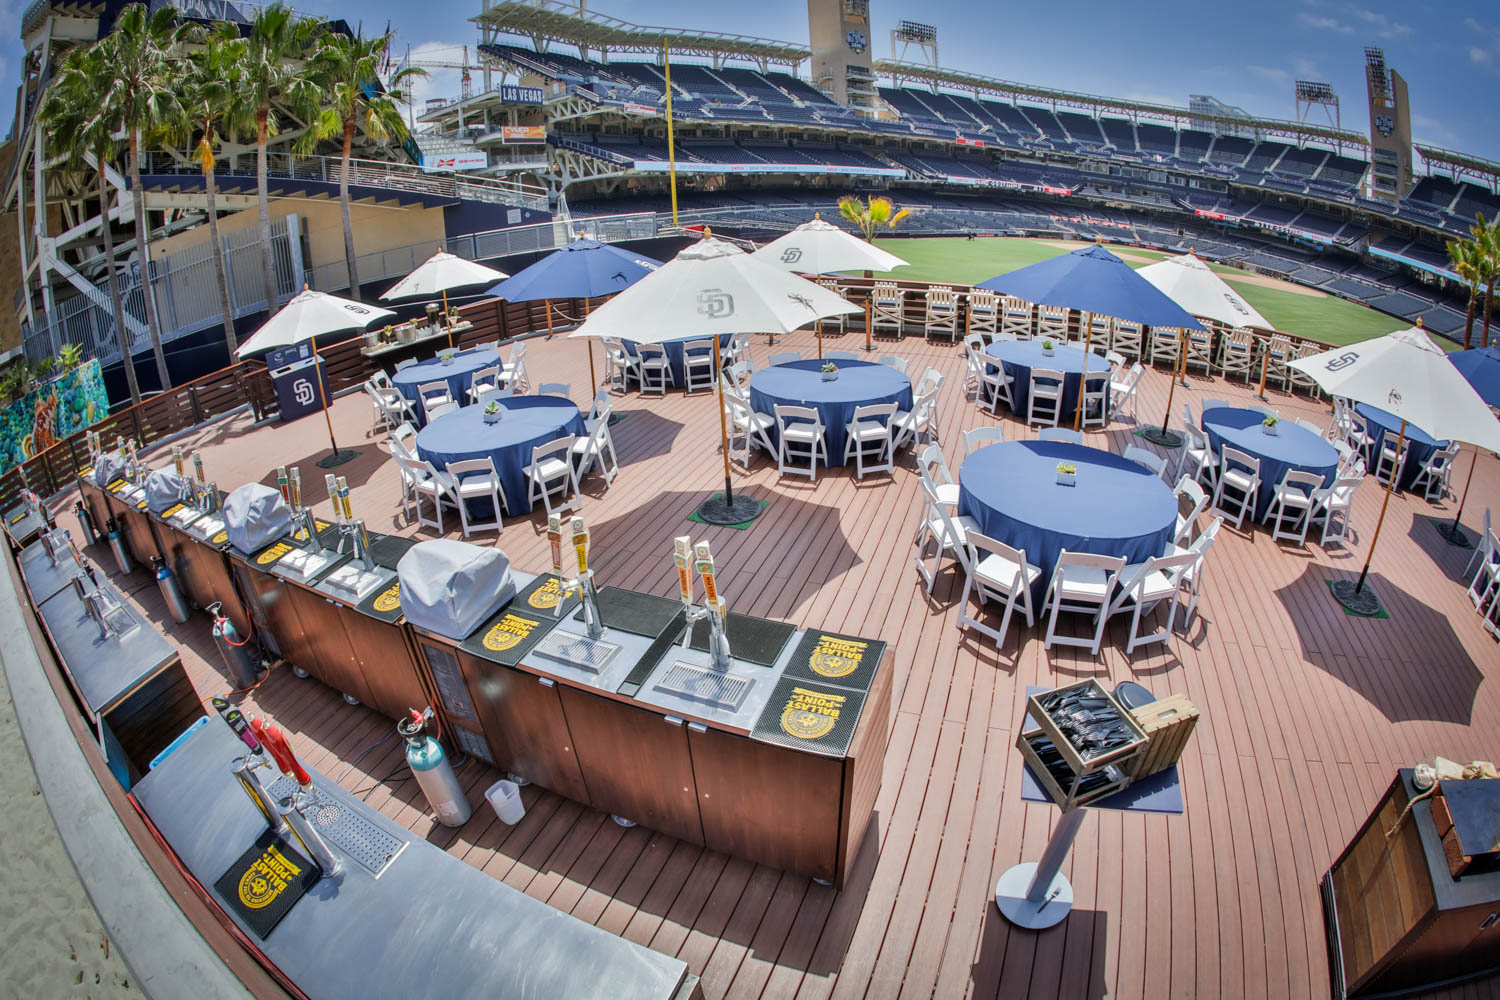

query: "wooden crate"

left=1027, top=680, right=1148, bottom=776
left=1126, top=694, right=1200, bottom=778
left=1016, top=729, right=1135, bottom=811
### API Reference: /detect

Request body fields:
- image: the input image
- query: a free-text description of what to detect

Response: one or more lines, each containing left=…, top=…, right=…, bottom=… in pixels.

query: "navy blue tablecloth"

left=622, top=333, right=733, bottom=387
left=749, top=359, right=912, bottom=466
left=415, top=396, right=585, bottom=515
left=984, top=340, right=1111, bottom=421
left=392, top=349, right=502, bottom=426
left=1201, top=407, right=1339, bottom=522
left=1356, top=403, right=1447, bottom=492
left=958, top=441, right=1176, bottom=605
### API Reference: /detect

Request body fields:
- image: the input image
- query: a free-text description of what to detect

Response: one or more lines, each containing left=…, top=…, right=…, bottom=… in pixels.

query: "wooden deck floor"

left=64, top=325, right=1500, bottom=999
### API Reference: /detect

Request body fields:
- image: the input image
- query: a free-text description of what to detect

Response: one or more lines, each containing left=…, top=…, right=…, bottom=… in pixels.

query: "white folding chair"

left=1123, top=445, right=1167, bottom=478
left=827, top=350, right=859, bottom=362
left=1107, top=551, right=1198, bottom=654
left=1108, top=363, right=1143, bottom=423
left=537, top=382, right=572, bottom=399
left=843, top=403, right=897, bottom=480
left=365, top=381, right=407, bottom=432
left=1245, top=403, right=1278, bottom=420
left=725, top=332, right=752, bottom=368
left=971, top=345, right=1014, bottom=415
left=878, top=355, right=910, bottom=376
left=1263, top=469, right=1325, bottom=545
left=682, top=339, right=716, bottom=393
left=914, top=479, right=979, bottom=595
left=1001, top=296, right=1033, bottom=340
left=1411, top=442, right=1459, bottom=502
left=416, top=380, right=454, bottom=421
left=1463, top=508, right=1494, bottom=579
left=956, top=531, right=1041, bottom=649
left=583, top=388, right=611, bottom=428
left=1309, top=472, right=1361, bottom=546
left=499, top=343, right=529, bottom=394
left=1172, top=477, right=1208, bottom=547
left=1177, top=413, right=1220, bottom=490
left=1212, top=446, right=1261, bottom=530
left=769, top=351, right=804, bottom=366
left=633, top=343, right=670, bottom=394
left=1037, top=428, right=1082, bottom=444
left=918, top=444, right=961, bottom=512
left=468, top=365, right=502, bottom=404
left=387, top=421, right=417, bottom=460
left=444, top=457, right=507, bottom=537
left=395, top=452, right=458, bottom=533
left=1079, top=371, right=1110, bottom=429
left=394, top=357, right=418, bottom=371
left=726, top=395, right=777, bottom=470
left=1468, top=528, right=1500, bottom=614
left=1373, top=434, right=1407, bottom=489
left=524, top=436, right=579, bottom=516
left=1201, top=397, right=1231, bottom=413
left=425, top=400, right=458, bottom=421
left=602, top=337, right=640, bottom=393
left=961, top=425, right=1006, bottom=458
left=891, top=388, right=938, bottom=452
left=1294, top=417, right=1325, bottom=437
left=1169, top=515, right=1222, bottom=625
left=1042, top=551, right=1126, bottom=656
left=571, top=417, right=620, bottom=486
left=1028, top=368, right=1064, bottom=427
left=774, top=404, right=827, bottom=481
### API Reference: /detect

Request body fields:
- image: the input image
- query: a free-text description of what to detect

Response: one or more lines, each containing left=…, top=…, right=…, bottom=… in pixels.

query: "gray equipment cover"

left=398, top=540, right=516, bottom=639
left=93, top=451, right=128, bottom=488
left=223, top=482, right=293, bottom=554
left=144, top=468, right=191, bottom=513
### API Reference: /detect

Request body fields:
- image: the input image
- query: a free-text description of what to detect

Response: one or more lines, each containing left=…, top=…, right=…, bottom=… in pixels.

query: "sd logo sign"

left=696, top=289, right=734, bottom=319
left=780, top=247, right=803, bottom=264
left=1325, top=351, right=1359, bottom=372
left=293, top=378, right=316, bottom=407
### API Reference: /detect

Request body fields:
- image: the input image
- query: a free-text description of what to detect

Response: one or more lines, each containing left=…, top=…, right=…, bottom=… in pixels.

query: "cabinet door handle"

left=538, top=677, right=555, bottom=688
left=687, top=722, right=707, bottom=734
left=1482, top=912, right=1499, bottom=931
left=664, top=715, right=684, bottom=727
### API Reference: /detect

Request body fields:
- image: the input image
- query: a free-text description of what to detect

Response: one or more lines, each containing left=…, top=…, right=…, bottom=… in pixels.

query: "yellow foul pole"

left=664, top=41, right=679, bottom=229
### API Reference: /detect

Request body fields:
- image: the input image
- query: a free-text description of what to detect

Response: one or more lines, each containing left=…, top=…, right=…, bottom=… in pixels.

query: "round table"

left=749, top=359, right=912, bottom=467
left=1356, top=402, right=1447, bottom=492
left=1201, top=406, right=1339, bottom=523
left=622, top=333, right=733, bottom=387
left=958, top=441, right=1177, bottom=604
left=392, top=348, right=501, bottom=426
left=985, top=341, right=1111, bottom=422
left=415, top=396, right=586, bottom=515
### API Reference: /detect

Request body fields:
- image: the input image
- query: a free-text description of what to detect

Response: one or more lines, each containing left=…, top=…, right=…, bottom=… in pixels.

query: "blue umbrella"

left=487, top=239, right=663, bottom=393
left=1441, top=346, right=1500, bottom=544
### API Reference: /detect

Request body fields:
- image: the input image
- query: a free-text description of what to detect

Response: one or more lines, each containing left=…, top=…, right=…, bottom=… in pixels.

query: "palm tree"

left=40, top=46, right=142, bottom=405
left=837, top=195, right=913, bottom=242
left=1447, top=237, right=1482, bottom=350
left=305, top=31, right=425, bottom=299
left=167, top=24, right=245, bottom=361
left=1471, top=214, right=1499, bottom=349
left=242, top=3, right=323, bottom=312
left=100, top=2, right=191, bottom=390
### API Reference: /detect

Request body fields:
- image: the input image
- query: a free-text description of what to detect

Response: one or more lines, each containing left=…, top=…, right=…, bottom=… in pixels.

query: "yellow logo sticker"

left=236, top=844, right=304, bottom=910
left=212, top=530, right=229, bottom=545
left=808, top=635, right=867, bottom=679
left=527, top=577, right=563, bottom=610
left=372, top=584, right=401, bottom=612
left=482, top=612, right=541, bottom=652
left=107, top=479, right=127, bottom=493
left=256, top=541, right=294, bottom=566
left=163, top=504, right=184, bottom=519
left=779, top=686, right=845, bottom=741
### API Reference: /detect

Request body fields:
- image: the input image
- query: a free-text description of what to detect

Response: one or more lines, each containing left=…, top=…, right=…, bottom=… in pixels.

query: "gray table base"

left=994, top=806, right=1086, bottom=929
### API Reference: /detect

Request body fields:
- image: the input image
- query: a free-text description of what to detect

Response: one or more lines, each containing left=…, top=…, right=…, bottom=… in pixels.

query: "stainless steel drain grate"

left=532, top=631, right=622, bottom=674
left=653, top=661, right=754, bottom=711
left=268, top=777, right=407, bottom=877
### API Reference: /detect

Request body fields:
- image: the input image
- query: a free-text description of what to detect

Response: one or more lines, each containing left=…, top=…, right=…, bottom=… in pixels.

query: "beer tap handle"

left=252, top=718, right=311, bottom=787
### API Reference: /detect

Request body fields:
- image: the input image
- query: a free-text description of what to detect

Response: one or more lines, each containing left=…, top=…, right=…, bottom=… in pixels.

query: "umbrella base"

left=1141, top=427, right=1184, bottom=449
left=696, top=492, right=766, bottom=527
left=317, top=449, right=360, bottom=469
left=1329, top=579, right=1383, bottom=617
left=1434, top=522, right=1474, bottom=548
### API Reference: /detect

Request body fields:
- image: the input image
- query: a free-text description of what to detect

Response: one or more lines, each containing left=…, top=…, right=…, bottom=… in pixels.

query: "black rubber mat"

left=750, top=674, right=868, bottom=759
left=368, top=532, right=419, bottom=569
left=779, top=630, right=886, bottom=694
left=615, top=608, right=688, bottom=698
left=214, top=831, right=320, bottom=939
left=576, top=586, right=683, bottom=638
left=459, top=575, right=579, bottom=666
left=687, top=612, right=795, bottom=667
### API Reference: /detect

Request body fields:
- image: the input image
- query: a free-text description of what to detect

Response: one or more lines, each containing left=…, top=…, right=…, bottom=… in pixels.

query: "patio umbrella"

left=236, top=288, right=396, bottom=467
left=979, top=243, right=1205, bottom=433
left=1437, top=345, right=1500, bottom=545
left=569, top=236, right=861, bottom=524
left=487, top=238, right=663, bottom=394
left=752, top=218, right=907, bottom=357
left=380, top=251, right=509, bottom=350
left=1290, top=325, right=1500, bottom=613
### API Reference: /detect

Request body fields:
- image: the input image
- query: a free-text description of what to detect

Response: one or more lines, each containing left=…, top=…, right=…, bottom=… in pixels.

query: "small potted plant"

left=1041, top=338, right=1056, bottom=357
left=1055, top=460, right=1077, bottom=486
left=448, top=307, right=462, bottom=325
left=821, top=360, right=838, bottom=381
left=483, top=399, right=503, bottom=424
left=439, top=348, right=457, bottom=366
left=1261, top=414, right=1280, bottom=436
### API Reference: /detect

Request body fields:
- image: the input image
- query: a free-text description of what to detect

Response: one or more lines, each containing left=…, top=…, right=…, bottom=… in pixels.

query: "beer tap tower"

left=560, top=515, right=603, bottom=638
left=680, top=539, right=732, bottom=672
left=325, top=474, right=374, bottom=571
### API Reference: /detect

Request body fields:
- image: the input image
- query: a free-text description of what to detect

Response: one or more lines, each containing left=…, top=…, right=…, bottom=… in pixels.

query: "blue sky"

left=3, top=0, right=1497, bottom=164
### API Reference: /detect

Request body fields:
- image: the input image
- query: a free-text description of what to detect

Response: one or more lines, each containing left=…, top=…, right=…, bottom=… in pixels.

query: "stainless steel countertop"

left=133, top=722, right=692, bottom=1000
left=36, top=579, right=179, bottom=715
left=18, top=539, right=83, bottom=605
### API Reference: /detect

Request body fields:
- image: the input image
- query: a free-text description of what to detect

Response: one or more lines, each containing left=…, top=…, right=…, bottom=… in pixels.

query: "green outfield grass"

left=869, top=236, right=1411, bottom=347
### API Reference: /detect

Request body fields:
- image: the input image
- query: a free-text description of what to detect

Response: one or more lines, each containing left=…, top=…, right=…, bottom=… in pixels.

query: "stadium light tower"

left=890, top=18, right=938, bottom=69
left=808, top=0, right=879, bottom=114
left=1294, top=80, right=1340, bottom=131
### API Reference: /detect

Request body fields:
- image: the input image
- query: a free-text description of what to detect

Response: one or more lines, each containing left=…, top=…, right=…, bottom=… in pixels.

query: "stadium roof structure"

left=875, top=59, right=1369, bottom=149
left=472, top=0, right=809, bottom=69
left=1416, top=144, right=1500, bottom=191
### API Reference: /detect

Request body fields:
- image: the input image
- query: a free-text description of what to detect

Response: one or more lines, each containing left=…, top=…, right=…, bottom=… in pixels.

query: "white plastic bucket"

left=485, top=779, right=525, bottom=825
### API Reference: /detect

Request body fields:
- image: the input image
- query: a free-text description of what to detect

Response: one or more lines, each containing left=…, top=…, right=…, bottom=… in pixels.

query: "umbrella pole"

left=1333, top=420, right=1405, bottom=614
left=544, top=299, right=555, bottom=339
left=1256, top=339, right=1271, bottom=402
left=584, top=298, right=597, bottom=396
left=1073, top=317, right=1092, bottom=432
left=864, top=297, right=873, bottom=353
left=817, top=319, right=823, bottom=360
left=312, top=333, right=357, bottom=468
left=1144, top=329, right=1186, bottom=448
left=443, top=289, right=454, bottom=350
left=695, top=335, right=764, bottom=526
left=1438, top=449, right=1478, bottom=546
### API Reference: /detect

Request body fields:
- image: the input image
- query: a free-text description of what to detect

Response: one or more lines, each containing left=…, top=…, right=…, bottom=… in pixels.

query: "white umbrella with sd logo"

left=570, top=236, right=860, bottom=523
left=1290, top=324, right=1500, bottom=614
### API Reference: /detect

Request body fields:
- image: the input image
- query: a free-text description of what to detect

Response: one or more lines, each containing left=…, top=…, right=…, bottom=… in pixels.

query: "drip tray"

left=189, top=516, right=225, bottom=540
left=532, top=631, right=622, bottom=674
left=652, top=661, right=755, bottom=712
left=266, top=777, right=408, bottom=878
left=321, top=564, right=392, bottom=603
left=276, top=548, right=341, bottom=582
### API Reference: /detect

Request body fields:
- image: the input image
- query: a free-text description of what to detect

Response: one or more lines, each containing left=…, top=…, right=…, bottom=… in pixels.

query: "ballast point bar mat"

left=751, top=675, right=868, bottom=758
left=688, top=612, right=796, bottom=667
left=780, top=630, right=886, bottom=693
left=213, top=830, right=321, bottom=940
left=460, top=575, right=579, bottom=666
left=357, top=577, right=405, bottom=624
left=577, top=587, right=684, bottom=639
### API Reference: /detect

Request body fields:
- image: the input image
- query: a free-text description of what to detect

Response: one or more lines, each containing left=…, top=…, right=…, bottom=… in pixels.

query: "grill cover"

left=398, top=539, right=516, bottom=640
left=144, top=468, right=191, bottom=514
left=223, top=482, right=293, bottom=554
left=93, top=452, right=128, bottom=488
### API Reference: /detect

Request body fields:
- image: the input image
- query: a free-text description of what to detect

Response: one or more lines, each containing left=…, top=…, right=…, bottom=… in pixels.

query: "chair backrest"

left=1294, top=418, right=1324, bottom=436
left=769, top=351, right=803, bottom=366
left=1123, top=446, right=1166, bottom=475
left=1202, top=398, right=1230, bottom=412
left=1246, top=403, right=1277, bottom=419
left=389, top=421, right=417, bottom=455
left=682, top=338, right=714, bottom=358
left=966, top=529, right=1031, bottom=586
left=1182, top=418, right=1209, bottom=451
left=872, top=280, right=902, bottom=305
left=914, top=368, right=944, bottom=397
left=963, top=333, right=986, bottom=354
left=816, top=276, right=841, bottom=295
left=537, top=382, right=571, bottom=398
left=1030, top=367, right=1065, bottom=386
left=962, top=426, right=1006, bottom=454
left=1278, top=469, right=1326, bottom=495
left=417, top=380, right=450, bottom=400
left=637, top=343, right=667, bottom=361
left=774, top=403, right=823, bottom=431
left=1175, top=478, right=1207, bottom=526
left=395, top=358, right=418, bottom=371
left=827, top=350, right=859, bottom=361
left=587, top=388, right=610, bottom=422
left=531, top=435, right=575, bottom=464
left=1220, top=445, right=1260, bottom=476
left=1054, top=549, right=1126, bottom=587
left=1227, top=328, right=1254, bottom=353
left=878, top=354, right=909, bottom=375
left=1193, top=515, right=1224, bottom=555
left=729, top=360, right=753, bottom=382
left=426, top=401, right=458, bottom=420
left=851, top=402, right=898, bottom=426
left=1106, top=350, right=1125, bottom=371
left=926, top=286, right=957, bottom=309
left=919, top=479, right=974, bottom=569
left=446, top=457, right=499, bottom=484
left=1037, top=428, right=1082, bottom=444
left=968, top=289, right=998, bottom=315
left=471, top=365, right=500, bottom=388
left=370, top=370, right=396, bottom=391
left=919, top=444, right=954, bottom=488
left=1268, top=333, right=1293, bottom=357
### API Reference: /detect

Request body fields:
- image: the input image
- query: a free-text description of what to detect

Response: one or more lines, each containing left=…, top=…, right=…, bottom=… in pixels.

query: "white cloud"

left=1351, top=6, right=1411, bottom=39
left=1411, top=113, right=1460, bottom=147
left=1466, top=18, right=1500, bottom=74
left=1298, top=12, right=1354, bottom=34
left=1248, top=65, right=1290, bottom=83
left=1472, top=47, right=1492, bottom=65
